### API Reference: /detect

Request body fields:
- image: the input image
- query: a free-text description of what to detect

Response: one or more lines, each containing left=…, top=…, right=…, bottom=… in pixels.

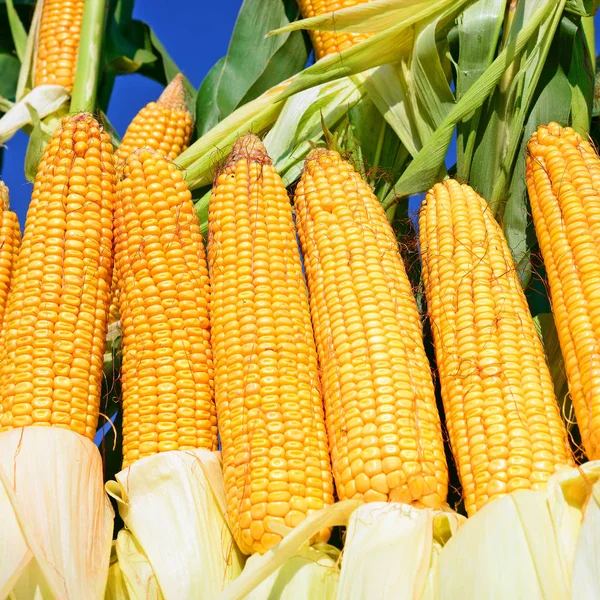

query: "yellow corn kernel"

left=0, top=183, right=21, bottom=340
left=527, top=123, right=600, bottom=460
left=419, top=179, right=574, bottom=516
left=294, top=149, right=448, bottom=507
left=35, top=0, right=85, bottom=90
left=0, top=113, right=115, bottom=440
left=115, top=74, right=193, bottom=165
left=108, top=74, right=194, bottom=325
left=208, top=134, right=335, bottom=555
left=114, top=149, right=217, bottom=468
left=296, top=0, right=373, bottom=59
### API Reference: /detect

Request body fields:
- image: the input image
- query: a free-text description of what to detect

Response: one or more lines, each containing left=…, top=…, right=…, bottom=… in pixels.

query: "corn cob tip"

left=305, top=147, right=337, bottom=165
left=157, top=74, right=189, bottom=113
left=227, top=133, right=271, bottom=167
left=0, top=182, right=9, bottom=210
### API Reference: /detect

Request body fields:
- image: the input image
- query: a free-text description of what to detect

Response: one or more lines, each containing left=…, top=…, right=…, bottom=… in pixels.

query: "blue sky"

left=2, top=3, right=600, bottom=225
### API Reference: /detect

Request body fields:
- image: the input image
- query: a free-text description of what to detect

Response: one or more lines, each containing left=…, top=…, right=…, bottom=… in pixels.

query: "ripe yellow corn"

left=296, top=0, right=373, bottom=59
left=115, top=74, right=193, bottom=164
left=294, top=149, right=448, bottom=507
left=419, top=179, right=574, bottom=516
left=108, top=74, right=194, bottom=325
left=0, top=183, right=21, bottom=339
left=114, top=149, right=217, bottom=468
left=35, top=0, right=85, bottom=90
left=208, top=134, right=335, bottom=555
left=0, top=113, right=115, bottom=439
left=527, top=123, right=600, bottom=460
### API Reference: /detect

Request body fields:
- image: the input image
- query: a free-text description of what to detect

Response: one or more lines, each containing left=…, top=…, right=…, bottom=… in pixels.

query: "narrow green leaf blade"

left=196, top=0, right=308, bottom=135
left=5, top=0, right=27, bottom=62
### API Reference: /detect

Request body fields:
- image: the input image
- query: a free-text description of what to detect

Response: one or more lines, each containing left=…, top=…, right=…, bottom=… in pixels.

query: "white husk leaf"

left=0, top=427, right=114, bottom=599
left=437, top=462, right=600, bottom=599
left=264, top=76, right=365, bottom=185
left=337, top=502, right=465, bottom=599
left=105, top=544, right=130, bottom=600
left=570, top=462, right=600, bottom=599
left=219, top=499, right=361, bottom=600
left=0, top=85, right=69, bottom=143
left=106, top=449, right=244, bottom=600
left=243, top=545, right=340, bottom=599
left=115, top=530, right=163, bottom=600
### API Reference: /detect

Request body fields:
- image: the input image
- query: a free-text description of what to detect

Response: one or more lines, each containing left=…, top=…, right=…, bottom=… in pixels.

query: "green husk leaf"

left=24, top=105, right=66, bottom=181
left=264, top=76, right=366, bottom=184
left=196, top=0, right=308, bottom=136
left=565, top=0, right=595, bottom=16
left=269, top=0, right=444, bottom=36
left=533, top=314, right=574, bottom=435
left=14, top=0, right=42, bottom=101
left=177, top=77, right=294, bottom=190
left=381, top=0, right=557, bottom=209
left=568, top=20, right=594, bottom=134
left=362, top=63, right=429, bottom=160
left=455, top=0, right=507, bottom=179
left=4, top=0, right=27, bottom=62
left=277, top=0, right=473, bottom=102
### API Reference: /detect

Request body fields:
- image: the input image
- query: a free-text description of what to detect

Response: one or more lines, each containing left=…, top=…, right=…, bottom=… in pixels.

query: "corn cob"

left=114, top=149, right=217, bottom=467
left=0, top=183, right=21, bottom=339
left=35, top=0, right=85, bottom=90
left=208, top=134, right=335, bottom=555
left=296, top=0, right=373, bottom=59
left=0, top=113, right=115, bottom=439
left=115, top=74, right=193, bottom=164
left=419, top=179, right=574, bottom=516
left=108, top=74, right=194, bottom=326
left=294, top=149, right=447, bottom=507
left=526, top=123, right=600, bottom=460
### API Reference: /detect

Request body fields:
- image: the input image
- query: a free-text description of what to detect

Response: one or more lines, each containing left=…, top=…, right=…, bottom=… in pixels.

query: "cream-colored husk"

left=106, top=450, right=244, bottom=600
left=437, top=462, right=600, bottom=599
left=0, top=427, right=114, bottom=599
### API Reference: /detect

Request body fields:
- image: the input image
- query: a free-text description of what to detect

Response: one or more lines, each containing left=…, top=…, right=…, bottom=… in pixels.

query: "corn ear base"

left=337, top=503, right=464, bottom=599
left=572, top=471, right=600, bottom=600
left=243, top=545, right=340, bottom=600
left=106, top=450, right=244, bottom=600
left=0, top=427, right=114, bottom=599
left=437, top=462, right=600, bottom=599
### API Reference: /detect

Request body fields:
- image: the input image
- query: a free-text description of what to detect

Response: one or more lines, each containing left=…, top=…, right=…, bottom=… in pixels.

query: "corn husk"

left=220, top=500, right=361, bottom=600
left=105, top=544, right=130, bottom=600
left=337, top=502, right=465, bottom=600
left=0, top=427, right=114, bottom=599
left=437, top=462, right=600, bottom=599
left=106, top=449, right=244, bottom=600
left=571, top=465, right=600, bottom=599
left=243, top=545, right=340, bottom=600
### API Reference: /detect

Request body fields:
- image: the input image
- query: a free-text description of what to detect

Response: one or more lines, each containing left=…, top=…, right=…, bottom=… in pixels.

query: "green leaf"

left=4, top=0, right=27, bottom=62
left=382, top=0, right=558, bottom=209
left=0, top=53, right=20, bottom=101
left=568, top=20, right=594, bottom=134
left=363, top=64, right=424, bottom=158
left=278, top=0, right=472, bottom=101
left=534, top=314, right=574, bottom=434
left=565, top=0, right=595, bottom=16
left=195, top=0, right=308, bottom=137
left=455, top=0, right=507, bottom=180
